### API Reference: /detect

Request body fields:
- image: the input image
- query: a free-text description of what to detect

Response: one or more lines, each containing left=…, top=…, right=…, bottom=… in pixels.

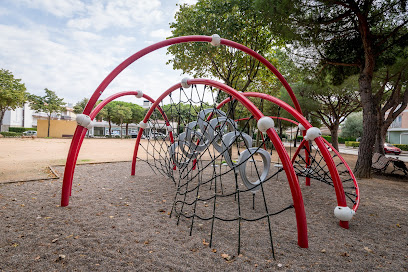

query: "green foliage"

left=168, top=0, right=282, bottom=92
left=0, top=131, right=22, bottom=137
left=9, top=127, right=36, bottom=133
left=340, top=112, right=363, bottom=139
left=29, top=88, right=66, bottom=116
left=73, top=98, right=89, bottom=114
left=0, top=69, right=28, bottom=131
left=345, top=141, right=360, bottom=148
left=279, top=82, right=322, bottom=128
left=394, top=144, right=408, bottom=151
left=28, top=88, right=66, bottom=137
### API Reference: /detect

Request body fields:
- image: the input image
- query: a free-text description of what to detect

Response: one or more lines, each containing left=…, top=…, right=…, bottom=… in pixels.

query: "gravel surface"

left=1, top=161, right=407, bottom=271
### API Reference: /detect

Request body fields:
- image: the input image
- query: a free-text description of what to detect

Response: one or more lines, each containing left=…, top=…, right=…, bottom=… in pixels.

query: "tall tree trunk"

left=329, top=123, right=340, bottom=151
left=354, top=74, right=376, bottom=178
left=47, top=115, right=51, bottom=137
left=108, top=119, right=112, bottom=136
left=0, top=110, right=5, bottom=132
left=126, top=123, right=129, bottom=136
left=374, top=113, right=386, bottom=155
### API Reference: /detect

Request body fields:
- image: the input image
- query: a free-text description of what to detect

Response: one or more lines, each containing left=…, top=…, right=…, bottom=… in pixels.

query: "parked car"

left=149, top=132, right=166, bottom=139
left=23, top=130, right=37, bottom=136
left=384, top=143, right=401, bottom=155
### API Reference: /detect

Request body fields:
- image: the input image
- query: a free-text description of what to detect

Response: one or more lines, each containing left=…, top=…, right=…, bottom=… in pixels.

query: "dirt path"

left=0, top=138, right=139, bottom=183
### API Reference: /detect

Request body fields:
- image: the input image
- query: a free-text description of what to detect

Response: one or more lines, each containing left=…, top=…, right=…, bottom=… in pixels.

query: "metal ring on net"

left=237, top=147, right=271, bottom=193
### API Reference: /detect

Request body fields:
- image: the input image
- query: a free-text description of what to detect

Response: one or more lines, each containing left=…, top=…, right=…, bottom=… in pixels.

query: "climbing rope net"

left=292, top=138, right=359, bottom=210
left=136, top=85, right=294, bottom=257
left=62, top=35, right=360, bottom=258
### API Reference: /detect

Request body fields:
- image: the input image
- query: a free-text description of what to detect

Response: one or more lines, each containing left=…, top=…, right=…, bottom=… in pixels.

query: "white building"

left=1, top=103, right=76, bottom=131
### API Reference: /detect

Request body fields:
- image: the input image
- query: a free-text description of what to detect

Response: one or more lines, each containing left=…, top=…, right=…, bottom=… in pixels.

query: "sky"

left=0, top=0, right=198, bottom=106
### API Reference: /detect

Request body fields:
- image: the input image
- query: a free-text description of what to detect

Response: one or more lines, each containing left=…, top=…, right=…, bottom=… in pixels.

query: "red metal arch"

left=131, top=79, right=308, bottom=248
left=63, top=35, right=305, bottom=207
left=60, top=91, right=173, bottom=206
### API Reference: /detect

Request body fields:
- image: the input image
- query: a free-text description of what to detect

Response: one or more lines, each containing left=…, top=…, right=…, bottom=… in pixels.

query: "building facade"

left=1, top=103, right=76, bottom=131
left=387, top=107, right=408, bottom=144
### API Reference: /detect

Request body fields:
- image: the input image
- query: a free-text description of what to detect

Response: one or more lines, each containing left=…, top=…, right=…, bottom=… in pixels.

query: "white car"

left=23, top=130, right=37, bottom=136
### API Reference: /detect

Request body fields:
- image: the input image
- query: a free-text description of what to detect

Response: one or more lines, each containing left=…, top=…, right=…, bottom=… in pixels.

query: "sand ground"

left=0, top=138, right=140, bottom=183
left=0, top=137, right=407, bottom=271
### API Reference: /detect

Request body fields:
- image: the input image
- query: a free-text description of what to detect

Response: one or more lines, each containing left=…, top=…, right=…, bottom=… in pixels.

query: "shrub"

left=345, top=141, right=360, bottom=147
left=394, top=144, right=408, bottom=151
left=0, top=131, right=22, bottom=137
left=9, top=127, right=37, bottom=133
left=322, top=135, right=332, bottom=142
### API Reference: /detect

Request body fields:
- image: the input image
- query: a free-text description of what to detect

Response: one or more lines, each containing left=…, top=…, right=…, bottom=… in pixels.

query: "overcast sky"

left=0, top=0, right=198, bottom=106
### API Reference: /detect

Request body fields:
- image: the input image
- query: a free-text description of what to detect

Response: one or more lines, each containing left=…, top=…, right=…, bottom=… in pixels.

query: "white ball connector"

left=305, top=127, right=321, bottom=141
left=135, top=90, right=143, bottom=98
left=257, top=116, right=275, bottom=133
left=76, top=114, right=91, bottom=128
left=334, top=206, right=355, bottom=221
left=138, top=121, right=148, bottom=129
left=298, top=123, right=306, bottom=131
left=181, top=77, right=191, bottom=88
left=167, top=125, right=173, bottom=132
left=211, top=34, right=221, bottom=46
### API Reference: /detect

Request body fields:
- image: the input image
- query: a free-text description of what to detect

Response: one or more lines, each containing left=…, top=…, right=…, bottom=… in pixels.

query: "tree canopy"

left=167, top=0, right=282, bottom=93
left=0, top=69, right=28, bottom=131
left=255, top=0, right=408, bottom=178
left=29, top=88, right=66, bottom=137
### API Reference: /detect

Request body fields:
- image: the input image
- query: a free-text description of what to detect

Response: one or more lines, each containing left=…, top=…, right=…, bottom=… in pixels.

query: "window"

left=390, top=115, right=402, bottom=128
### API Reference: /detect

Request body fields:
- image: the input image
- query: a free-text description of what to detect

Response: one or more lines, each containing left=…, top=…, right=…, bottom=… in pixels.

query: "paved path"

left=338, top=145, right=408, bottom=162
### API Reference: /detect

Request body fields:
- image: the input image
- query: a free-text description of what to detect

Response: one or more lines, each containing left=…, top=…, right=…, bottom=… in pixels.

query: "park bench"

left=372, top=152, right=408, bottom=176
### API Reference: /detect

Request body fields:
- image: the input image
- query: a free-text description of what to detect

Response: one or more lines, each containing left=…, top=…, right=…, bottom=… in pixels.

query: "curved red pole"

left=75, top=35, right=304, bottom=175
left=218, top=92, right=351, bottom=228
left=321, top=138, right=360, bottom=211
left=138, top=79, right=308, bottom=248
left=61, top=91, right=172, bottom=207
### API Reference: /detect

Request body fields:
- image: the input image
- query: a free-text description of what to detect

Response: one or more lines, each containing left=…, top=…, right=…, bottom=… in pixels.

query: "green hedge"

left=345, top=141, right=360, bottom=147
left=0, top=131, right=22, bottom=137
left=9, top=127, right=37, bottom=133
left=394, top=144, right=408, bottom=151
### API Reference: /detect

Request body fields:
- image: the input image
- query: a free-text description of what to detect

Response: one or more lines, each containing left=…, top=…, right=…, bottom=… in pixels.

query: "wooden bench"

left=372, top=152, right=408, bottom=176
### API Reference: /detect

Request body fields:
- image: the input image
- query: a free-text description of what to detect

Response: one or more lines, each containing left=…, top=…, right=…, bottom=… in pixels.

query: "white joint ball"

left=76, top=114, right=91, bottom=128
left=167, top=125, right=173, bottom=132
left=138, top=121, right=148, bottom=129
left=210, top=34, right=221, bottom=46
left=298, top=123, right=306, bottom=131
left=86, top=122, right=93, bottom=130
left=305, top=127, right=322, bottom=141
left=181, top=77, right=191, bottom=88
left=135, top=90, right=143, bottom=98
left=334, top=206, right=355, bottom=221
left=257, top=116, right=275, bottom=133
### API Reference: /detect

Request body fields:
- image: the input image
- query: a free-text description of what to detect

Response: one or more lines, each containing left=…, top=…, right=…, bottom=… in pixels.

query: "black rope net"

left=292, top=140, right=358, bottom=209
left=135, top=85, right=294, bottom=257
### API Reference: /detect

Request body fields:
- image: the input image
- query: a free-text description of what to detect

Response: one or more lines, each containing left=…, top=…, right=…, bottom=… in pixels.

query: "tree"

left=340, top=112, right=363, bottom=139
left=74, top=98, right=103, bottom=121
left=99, top=103, right=115, bottom=136
left=167, top=0, right=281, bottom=93
left=373, top=53, right=408, bottom=154
left=29, top=88, right=66, bottom=137
left=111, top=104, right=132, bottom=138
left=306, top=77, right=361, bottom=150
left=256, top=0, right=408, bottom=178
left=0, top=69, right=27, bottom=131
